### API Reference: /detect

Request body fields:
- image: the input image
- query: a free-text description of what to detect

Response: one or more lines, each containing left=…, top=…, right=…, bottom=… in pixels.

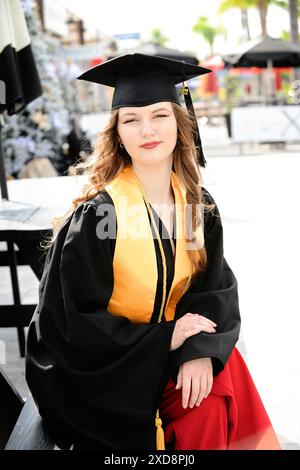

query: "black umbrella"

left=222, top=36, right=300, bottom=99
left=108, top=43, right=199, bottom=65
left=0, top=0, right=42, bottom=200
left=222, top=36, right=300, bottom=68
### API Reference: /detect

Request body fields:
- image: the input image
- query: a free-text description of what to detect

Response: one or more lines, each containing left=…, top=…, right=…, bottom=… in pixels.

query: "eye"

left=154, top=114, right=168, bottom=118
left=124, top=119, right=137, bottom=124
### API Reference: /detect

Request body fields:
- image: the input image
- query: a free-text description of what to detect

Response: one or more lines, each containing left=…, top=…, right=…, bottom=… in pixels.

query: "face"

left=117, top=102, right=177, bottom=167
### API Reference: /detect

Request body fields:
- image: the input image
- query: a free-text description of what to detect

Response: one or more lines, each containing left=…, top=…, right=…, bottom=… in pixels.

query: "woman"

left=25, top=53, right=281, bottom=450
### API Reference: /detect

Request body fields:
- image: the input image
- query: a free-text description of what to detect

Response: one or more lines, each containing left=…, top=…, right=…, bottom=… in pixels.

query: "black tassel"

left=180, top=82, right=207, bottom=168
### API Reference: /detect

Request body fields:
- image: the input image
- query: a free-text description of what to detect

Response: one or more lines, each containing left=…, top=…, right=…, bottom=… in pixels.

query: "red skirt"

left=159, top=347, right=282, bottom=450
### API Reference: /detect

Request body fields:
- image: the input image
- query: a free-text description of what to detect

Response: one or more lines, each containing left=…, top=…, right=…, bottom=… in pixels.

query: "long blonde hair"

left=42, top=102, right=215, bottom=280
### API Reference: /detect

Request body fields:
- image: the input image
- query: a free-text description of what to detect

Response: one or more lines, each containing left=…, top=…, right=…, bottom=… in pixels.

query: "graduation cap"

left=77, top=53, right=211, bottom=167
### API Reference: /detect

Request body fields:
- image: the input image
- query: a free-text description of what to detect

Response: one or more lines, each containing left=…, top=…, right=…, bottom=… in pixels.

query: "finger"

left=188, top=315, right=213, bottom=325
left=198, top=315, right=217, bottom=327
left=195, top=376, right=207, bottom=406
left=182, top=319, right=215, bottom=335
left=205, top=375, right=213, bottom=398
left=185, top=327, right=207, bottom=338
left=185, top=313, right=216, bottom=327
left=182, top=375, right=192, bottom=409
left=202, top=326, right=216, bottom=334
left=184, top=326, right=215, bottom=340
left=175, top=367, right=183, bottom=389
left=189, top=377, right=200, bottom=408
left=203, top=374, right=209, bottom=400
left=198, top=320, right=217, bottom=330
left=197, top=324, right=216, bottom=333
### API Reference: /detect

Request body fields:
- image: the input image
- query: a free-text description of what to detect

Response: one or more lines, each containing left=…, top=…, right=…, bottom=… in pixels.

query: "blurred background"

left=1, top=0, right=300, bottom=178
left=0, top=0, right=300, bottom=451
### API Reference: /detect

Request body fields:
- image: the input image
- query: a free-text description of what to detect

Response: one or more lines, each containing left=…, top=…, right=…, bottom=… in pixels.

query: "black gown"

left=25, top=187, right=240, bottom=449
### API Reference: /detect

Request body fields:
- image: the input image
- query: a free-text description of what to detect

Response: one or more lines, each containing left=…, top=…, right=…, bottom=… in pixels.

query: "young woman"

left=25, top=53, right=281, bottom=451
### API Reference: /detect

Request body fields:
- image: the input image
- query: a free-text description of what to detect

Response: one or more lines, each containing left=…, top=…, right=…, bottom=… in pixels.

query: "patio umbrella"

left=0, top=0, right=42, bottom=200
left=222, top=36, right=300, bottom=99
left=222, top=36, right=300, bottom=68
left=108, top=43, right=199, bottom=65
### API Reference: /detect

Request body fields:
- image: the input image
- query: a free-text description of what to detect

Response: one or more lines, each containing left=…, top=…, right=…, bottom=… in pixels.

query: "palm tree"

left=288, top=0, right=299, bottom=43
left=249, top=0, right=300, bottom=37
left=287, top=0, right=300, bottom=79
left=219, top=0, right=294, bottom=38
left=149, top=28, right=169, bottom=46
left=257, top=0, right=269, bottom=37
left=218, top=0, right=253, bottom=40
left=192, top=16, right=225, bottom=56
left=275, top=1, right=300, bottom=42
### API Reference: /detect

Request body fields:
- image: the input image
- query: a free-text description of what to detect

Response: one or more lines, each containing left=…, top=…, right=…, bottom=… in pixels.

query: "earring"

left=119, top=143, right=124, bottom=148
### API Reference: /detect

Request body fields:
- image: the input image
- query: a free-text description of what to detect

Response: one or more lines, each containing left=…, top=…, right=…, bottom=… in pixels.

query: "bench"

left=0, top=366, right=24, bottom=449
left=5, top=395, right=55, bottom=450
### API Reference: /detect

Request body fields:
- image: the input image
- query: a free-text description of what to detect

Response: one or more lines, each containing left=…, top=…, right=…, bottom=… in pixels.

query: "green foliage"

left=222, top=74, right=242, bottom=112
left=149, top=28, right=169, bottom=46
left=192, top=16, right=225, bottom=54
left=219, top=0, right=299, bottom=14
left=280, top=30, right=290, bottom=40
left=218, top=0, right=257, bottom=14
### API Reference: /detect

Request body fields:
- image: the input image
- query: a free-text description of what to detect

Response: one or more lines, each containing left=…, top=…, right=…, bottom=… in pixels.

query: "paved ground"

left=201, top=122, right=300, bottom=450
left=1, top=118, right=299, bottom=449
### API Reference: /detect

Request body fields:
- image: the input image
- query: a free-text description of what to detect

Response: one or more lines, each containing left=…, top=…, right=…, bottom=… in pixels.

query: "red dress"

left=159, top=347, right=282, bottom=450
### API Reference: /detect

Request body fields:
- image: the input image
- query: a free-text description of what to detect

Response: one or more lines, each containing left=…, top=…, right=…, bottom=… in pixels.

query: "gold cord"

left=131, top=168, right=168, bottom=323
left=130, top=167, right=193, bottom=451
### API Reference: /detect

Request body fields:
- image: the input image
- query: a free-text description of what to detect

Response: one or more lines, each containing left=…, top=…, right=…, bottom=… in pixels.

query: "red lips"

left=140, top=141, right=161, bottom=149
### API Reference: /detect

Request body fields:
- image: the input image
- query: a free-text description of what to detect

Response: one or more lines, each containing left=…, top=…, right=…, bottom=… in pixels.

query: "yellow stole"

left=104, top=165, right=203, bottom=450
left=105, top=165, right=202, bottom=323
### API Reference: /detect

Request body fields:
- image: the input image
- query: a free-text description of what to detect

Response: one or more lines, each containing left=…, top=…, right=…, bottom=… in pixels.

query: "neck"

left=131, top=161, right=174, bottom=206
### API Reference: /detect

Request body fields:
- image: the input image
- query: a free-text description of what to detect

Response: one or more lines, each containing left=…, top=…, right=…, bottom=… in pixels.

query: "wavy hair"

left=42, top=102, right=215, bottom=280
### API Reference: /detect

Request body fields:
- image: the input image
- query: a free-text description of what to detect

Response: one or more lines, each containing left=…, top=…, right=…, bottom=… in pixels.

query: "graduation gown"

left=25, top=166, right=242, bottom=450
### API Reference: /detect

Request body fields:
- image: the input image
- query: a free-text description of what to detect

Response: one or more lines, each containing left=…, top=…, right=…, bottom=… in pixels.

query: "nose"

left=140, top=119, right=156, bottom=138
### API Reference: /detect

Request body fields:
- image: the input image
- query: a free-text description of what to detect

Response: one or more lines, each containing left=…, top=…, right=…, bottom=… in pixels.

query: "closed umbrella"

left=0, top=0, right=42, bottom=200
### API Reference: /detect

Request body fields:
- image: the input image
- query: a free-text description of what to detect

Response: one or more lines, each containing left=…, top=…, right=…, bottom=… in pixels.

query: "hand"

left=175, top=357, right=213, bottom=409
left=170, top=313, right=216, bottom=352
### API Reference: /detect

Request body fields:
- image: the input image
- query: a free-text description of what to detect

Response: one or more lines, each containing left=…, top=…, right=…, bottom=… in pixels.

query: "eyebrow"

left=120, top=107, right=171, bottom=118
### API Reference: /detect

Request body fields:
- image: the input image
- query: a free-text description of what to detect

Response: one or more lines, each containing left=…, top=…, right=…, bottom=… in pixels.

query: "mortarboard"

left=77, top=53, right=211, bottom=167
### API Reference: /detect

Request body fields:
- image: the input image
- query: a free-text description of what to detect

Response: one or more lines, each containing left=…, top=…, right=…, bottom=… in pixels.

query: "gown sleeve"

left=25, top=199, right=175, bottom=450
left=168, top=188, right=241, bottom=378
